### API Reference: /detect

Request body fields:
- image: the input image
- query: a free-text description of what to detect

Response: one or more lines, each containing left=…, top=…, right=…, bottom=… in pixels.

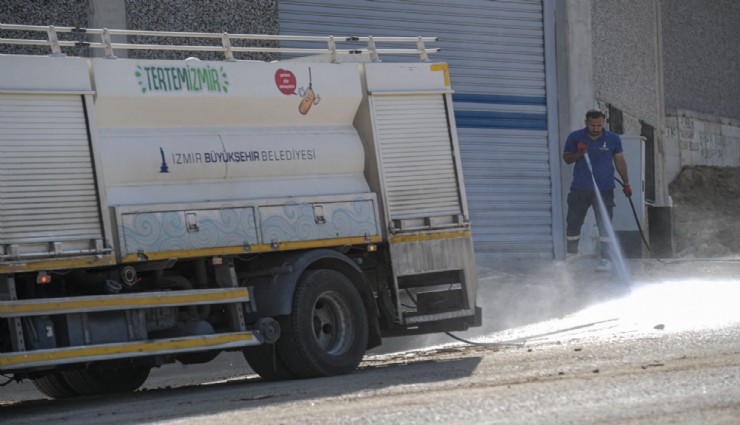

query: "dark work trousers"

left=566, top=188, right=615, bottom=260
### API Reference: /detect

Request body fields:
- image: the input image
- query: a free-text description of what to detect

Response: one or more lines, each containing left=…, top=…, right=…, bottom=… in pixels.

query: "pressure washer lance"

left=582, top=152, right=630, bottom=283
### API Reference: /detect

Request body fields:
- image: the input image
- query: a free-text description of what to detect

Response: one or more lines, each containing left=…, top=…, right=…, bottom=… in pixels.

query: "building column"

left=556, top=0, right=598, bottom=256
left=89, top=0, right=128, bottom=58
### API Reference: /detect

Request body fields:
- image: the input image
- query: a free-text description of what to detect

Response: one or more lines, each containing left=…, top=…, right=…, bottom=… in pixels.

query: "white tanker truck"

left=0, top=24, right=480, bottom=398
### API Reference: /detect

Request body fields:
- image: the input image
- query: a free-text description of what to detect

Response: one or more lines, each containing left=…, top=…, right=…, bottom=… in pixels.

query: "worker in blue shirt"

left=563, top=109, right=631, bottom=272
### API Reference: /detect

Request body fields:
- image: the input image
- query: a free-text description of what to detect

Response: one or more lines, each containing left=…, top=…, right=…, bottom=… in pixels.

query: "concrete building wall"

left=664, top=111, right=740, bottom=183
left=591, top=0, right=661, bottom=133
left=0, top=0, right=90, bottom=56
left=660, top=0, right=740, bottom=190
left=125, top=0, right=279, bottom=61
left=662, top=0, right=740, bottom=121
left=0, top=0, right=279, bottom=61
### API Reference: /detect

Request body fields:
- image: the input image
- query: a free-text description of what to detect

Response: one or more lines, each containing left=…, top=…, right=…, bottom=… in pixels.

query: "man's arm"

left=613, top=152, right=629, bottom=183
left=563, top=150, right=583, bottom=164
left=563, top=139, right=586, bottom=164
left=614, top=152, right=632, bottom=196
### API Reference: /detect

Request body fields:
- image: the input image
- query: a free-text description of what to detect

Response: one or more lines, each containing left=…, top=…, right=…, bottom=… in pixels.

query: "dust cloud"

left=372, top=166, right=740, bottom=354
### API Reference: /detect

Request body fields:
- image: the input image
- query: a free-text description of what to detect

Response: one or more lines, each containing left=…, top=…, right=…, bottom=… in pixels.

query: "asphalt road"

left=2, top=259, right=739, bottom=424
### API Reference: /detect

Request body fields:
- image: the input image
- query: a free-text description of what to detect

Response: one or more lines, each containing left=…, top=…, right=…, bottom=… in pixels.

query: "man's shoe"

left=595, top=259, right=612, bottom=272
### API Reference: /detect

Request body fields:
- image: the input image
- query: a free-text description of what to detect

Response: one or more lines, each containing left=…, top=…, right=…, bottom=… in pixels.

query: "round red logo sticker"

left=275, top=69, right=297, bottom=95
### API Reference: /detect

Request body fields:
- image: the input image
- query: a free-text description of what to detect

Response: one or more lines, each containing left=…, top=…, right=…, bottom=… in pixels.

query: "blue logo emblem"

left=159, top=147, right=169, bottom=173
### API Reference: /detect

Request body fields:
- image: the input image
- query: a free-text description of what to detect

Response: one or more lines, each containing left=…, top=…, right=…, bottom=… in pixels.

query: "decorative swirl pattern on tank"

left=121, top=207, right=258, bottom=254
left=120, top=200, right=377, bottom=255
left=261, top=200, right=377, bottom=242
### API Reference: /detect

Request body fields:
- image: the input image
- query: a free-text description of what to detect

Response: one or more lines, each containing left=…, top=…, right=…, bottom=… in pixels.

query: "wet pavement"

left=373, top=257, right=740, bottom=354
left=3, top=257, right=739, bottom=403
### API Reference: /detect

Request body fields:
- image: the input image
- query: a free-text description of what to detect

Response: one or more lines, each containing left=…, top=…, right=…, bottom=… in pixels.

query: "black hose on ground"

left=445, top=332, right=523, bottom=347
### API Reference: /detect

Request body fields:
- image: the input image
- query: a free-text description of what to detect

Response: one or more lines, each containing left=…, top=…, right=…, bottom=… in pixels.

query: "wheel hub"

left=312, top=291, right=354, bottom=355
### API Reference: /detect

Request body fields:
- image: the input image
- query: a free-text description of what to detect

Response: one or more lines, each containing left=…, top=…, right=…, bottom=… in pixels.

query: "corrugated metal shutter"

left=372, top=94, right=462, bottom=219
left=0, top=94, right=103, bottom=245
left=280, top=0, right=556, bottom=259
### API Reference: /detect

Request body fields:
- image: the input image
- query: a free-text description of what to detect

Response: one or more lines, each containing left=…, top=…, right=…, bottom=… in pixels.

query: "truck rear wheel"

left=32, top=371, right=80, bottom=399
left=277, top=269, right=369, bottom=378
left=59, top=366, right=151, bottom=396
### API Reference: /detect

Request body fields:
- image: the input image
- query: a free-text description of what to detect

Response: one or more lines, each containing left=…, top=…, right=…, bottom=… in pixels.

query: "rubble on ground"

left=668, top=166, right=740, bottom=257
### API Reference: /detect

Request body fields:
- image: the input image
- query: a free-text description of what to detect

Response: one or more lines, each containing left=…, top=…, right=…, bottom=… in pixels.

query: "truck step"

left=0, top=331, right=258, bottom=371
left=0, top=287, right=250, bottom=318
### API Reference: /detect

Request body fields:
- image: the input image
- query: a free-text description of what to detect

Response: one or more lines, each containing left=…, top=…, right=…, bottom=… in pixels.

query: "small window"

left=641, top=121, right=656, bottom=203
left=607, top=105, right=624, bottom=134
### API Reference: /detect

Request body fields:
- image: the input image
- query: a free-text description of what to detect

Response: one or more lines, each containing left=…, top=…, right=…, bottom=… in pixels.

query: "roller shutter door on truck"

left=279, top=0, right=562, bottom=260
left=0, top=94, right=104, bottom=255
left=372, top=94, right=463, bottom=220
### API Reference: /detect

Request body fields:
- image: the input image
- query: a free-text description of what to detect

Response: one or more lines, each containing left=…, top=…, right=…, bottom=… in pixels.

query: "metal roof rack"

left=0, top=23, right=439, bottom=62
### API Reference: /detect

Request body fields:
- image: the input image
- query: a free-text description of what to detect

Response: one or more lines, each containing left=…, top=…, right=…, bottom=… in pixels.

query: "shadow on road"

left=1, top=355, right=484, bottom=424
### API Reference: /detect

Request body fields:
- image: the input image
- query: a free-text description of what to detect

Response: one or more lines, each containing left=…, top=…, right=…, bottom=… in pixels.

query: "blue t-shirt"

left=564, top=128, right=623, bottom=191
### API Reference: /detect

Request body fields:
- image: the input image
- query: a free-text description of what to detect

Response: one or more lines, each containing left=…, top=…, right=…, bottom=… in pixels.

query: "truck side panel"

left=114, top=195, right=380, bottom=262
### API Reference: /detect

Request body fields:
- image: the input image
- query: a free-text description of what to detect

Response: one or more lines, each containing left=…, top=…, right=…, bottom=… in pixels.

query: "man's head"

left=585, top=109, right=605, bottom=138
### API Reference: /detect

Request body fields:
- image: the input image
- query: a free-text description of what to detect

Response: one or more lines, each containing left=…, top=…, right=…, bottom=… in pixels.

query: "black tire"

left=32, top=371, right=80, bottom=399
left=243, top=342, right=297, bottom=381
left=60, top=366, right=150, bottom=396
left=277, top=269, right=369, bottom=378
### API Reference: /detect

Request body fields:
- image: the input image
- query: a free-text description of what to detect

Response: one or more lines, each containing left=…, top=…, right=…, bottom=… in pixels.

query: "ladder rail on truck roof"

left=0, top=24, right=481, bottom=399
